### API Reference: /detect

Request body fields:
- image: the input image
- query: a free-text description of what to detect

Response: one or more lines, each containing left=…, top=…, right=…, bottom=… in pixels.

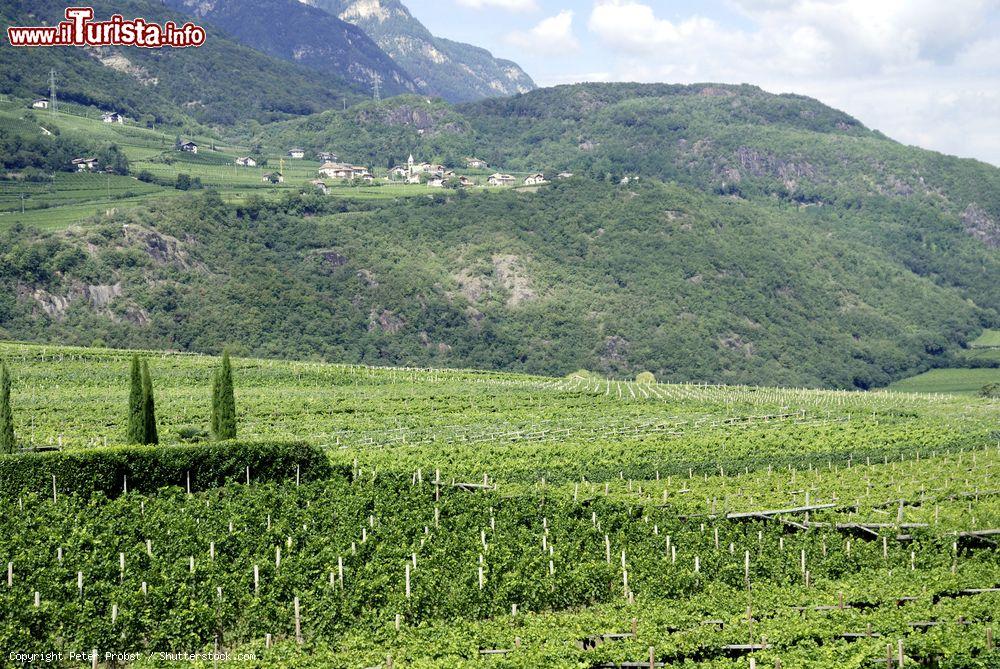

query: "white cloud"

left=580, top=0, right=1000, bottom=164
left=507, top=10, right=579, bottom=55
left=587, top=1, right=721, bottom=54
left=586, top=0, right=996, bottom=77
left=456, top=0, right=538, bottom=12
left=809, top=75, right=1000, bottom=166
left=729, top=0, right=994, bottom=74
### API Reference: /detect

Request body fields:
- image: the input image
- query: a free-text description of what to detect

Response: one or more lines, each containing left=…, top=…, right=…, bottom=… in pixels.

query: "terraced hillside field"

left=0, top=341, right=997, bottom=668
left=0, top=101, right=436, bottom=231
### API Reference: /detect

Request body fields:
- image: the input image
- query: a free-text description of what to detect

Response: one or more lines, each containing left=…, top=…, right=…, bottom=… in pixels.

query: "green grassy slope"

left=970, top=328, right=1000, bottom=348
left=888, top=367, right=1000, bottom=394
left=889, top=328, right=1000, bottom=393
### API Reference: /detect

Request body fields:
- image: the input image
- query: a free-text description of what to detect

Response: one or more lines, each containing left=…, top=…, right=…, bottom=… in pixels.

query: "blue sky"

left=403, top=0, right=1000, bottom=166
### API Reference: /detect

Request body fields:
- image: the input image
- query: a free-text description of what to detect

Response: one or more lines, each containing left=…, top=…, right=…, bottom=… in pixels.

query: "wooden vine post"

left=294, top=596, right=302, bottom=645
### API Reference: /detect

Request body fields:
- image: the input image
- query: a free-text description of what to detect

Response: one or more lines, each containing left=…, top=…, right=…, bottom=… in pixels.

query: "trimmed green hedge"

left=0, top=440, right=334, bottom=499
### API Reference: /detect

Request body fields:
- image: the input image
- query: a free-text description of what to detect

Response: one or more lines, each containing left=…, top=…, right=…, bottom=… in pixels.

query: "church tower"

left=407, top=154, right=415, bottom=177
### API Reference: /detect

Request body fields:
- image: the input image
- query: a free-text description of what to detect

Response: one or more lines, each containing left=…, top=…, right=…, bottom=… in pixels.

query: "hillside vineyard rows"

left=1, top=0, right=999, bottom=665
left=0, top=342, right=997, bottom=667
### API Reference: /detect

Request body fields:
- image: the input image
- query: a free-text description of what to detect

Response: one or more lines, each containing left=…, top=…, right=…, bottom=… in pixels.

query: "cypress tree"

left=127, top=354, right=144, bottom=444
left=210, top=369, right=221, bottom=438
left=0, top=362, right=15, bottom=454
left=141, top=360, right=158, bottom=445
left=213, top=351, right=236, bottom=440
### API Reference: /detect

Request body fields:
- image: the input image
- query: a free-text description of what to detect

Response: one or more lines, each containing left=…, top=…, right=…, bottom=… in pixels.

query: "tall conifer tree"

left=127, top=354, right=144, bottom=444
left=0, top=362, right=15, bottom=454
left=210, top=369, right=221, bottom=438
left=141, top=360, right=158, bottom=445
left=212, top=351, right=236, bottom=440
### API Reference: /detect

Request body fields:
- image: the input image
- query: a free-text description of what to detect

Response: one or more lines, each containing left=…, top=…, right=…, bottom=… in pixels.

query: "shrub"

left=979, top=383, right=1000, bottom=398
left=176, top=426, right=210, bottom=443
left=0, top=440, right=333, bottom=499
left=636, top=371, right=656, bottom=384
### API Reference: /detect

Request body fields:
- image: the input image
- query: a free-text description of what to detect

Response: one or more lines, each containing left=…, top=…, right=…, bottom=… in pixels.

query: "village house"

left=31, top=99, right=49, bottom=109
left=308, top=179, right=329, bottom=194
left=318, top=161, right=370, bottom=180
left=524, top=173, right=548, bottom=186
left=101, top=111, right=125, bottom=124
left=458, top=175, right=474, bottom=187
left=487, top=173, right=516, bottom=187
left=556, top=172, right=574, bottom=180
left=178, top=141, right=198, bottom=154
left=262, top=172, right=284, bottom=183
left=390, top=165, right=409, bottom=178
left=316, top=151, right=339, bottom=162
left=71, top=157, right=98, bottom=172
left=427, top=178, right=444, bottom=188
left=235, top=156, right=257, bottom=167
left=287, top=149, right=305, bottom=159
left=405, top=155, right=448, bottom=176
left=466, top=157, right=488, bottom=169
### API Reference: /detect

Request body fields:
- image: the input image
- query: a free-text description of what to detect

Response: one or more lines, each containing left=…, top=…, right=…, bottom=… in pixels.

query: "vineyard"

left=0, top=341, right=997, bottom=667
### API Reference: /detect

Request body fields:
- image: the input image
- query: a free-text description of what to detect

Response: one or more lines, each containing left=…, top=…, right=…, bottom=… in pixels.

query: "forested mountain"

left=304, top=0, right=535, bottom=102
left=0, top=75, right=996, bottom=388
left=0, top=0, right=368, bottom=126
left=161, top=0, right=418, bottom=97
left=1, top=179, right=995, bottom=388
left=266, top=84, right=1000, bottom=317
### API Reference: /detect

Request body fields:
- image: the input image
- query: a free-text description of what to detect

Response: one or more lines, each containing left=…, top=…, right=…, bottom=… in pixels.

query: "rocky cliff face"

left=162, top=0, right=418, bottom=96
left=962, top=203, right=1000, bottom=248
left=303, top=0, right=536, bottom=102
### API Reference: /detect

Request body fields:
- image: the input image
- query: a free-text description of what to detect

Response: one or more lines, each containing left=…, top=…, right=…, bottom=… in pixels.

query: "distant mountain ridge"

left=161, top=0, right=418, bottom=97
left=303, top=0, right=536, bottom=102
